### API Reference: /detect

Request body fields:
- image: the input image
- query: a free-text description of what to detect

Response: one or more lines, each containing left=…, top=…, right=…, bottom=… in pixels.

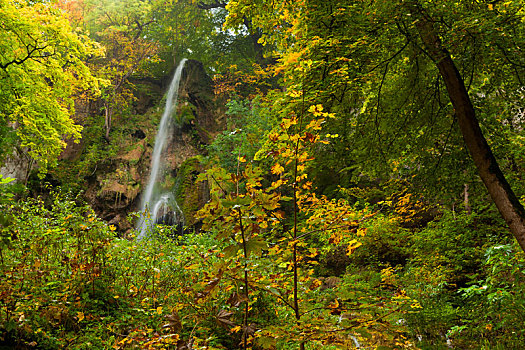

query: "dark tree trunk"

left=414, top=11, right=525, bottom=253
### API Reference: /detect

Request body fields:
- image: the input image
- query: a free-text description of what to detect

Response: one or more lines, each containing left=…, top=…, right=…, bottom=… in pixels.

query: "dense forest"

left=1, top=0, right=525, bottom=348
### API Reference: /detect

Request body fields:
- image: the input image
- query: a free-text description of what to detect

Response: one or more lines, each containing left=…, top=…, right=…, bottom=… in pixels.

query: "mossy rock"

left=175, top=101, right=196, bottom=128
left=174, top=156, right=209, bottom=227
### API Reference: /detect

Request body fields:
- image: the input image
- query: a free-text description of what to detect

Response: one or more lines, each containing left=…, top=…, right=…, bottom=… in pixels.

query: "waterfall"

left=136, top=59, right=187, bottom=239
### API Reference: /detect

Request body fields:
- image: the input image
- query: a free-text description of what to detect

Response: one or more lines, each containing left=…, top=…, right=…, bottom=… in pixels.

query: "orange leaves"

left=274, top=51, right=304, bottom=75
left=329, top=231, right=343, bottom=245
left=284, top=51, right=303, bottom=65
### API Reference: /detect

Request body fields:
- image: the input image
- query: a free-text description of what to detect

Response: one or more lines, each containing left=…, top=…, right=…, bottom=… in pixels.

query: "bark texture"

left=415, top=10, right=525, bottom=253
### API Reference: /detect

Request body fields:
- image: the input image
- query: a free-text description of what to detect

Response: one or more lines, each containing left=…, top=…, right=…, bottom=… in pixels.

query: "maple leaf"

left=216, top=310, right=235, bottom=328
left=227, top=292, right=248, bottom=307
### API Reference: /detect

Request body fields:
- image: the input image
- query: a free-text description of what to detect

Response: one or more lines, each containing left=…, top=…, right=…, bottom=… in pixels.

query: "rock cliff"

left=55, top=59, right=223, bottom=234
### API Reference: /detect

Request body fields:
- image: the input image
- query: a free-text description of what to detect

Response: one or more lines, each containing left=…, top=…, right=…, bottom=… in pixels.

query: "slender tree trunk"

left=464, top=183, right=472, bottom=215
left=414, top=10, right=525, bottom=253
left=104, top=105, right=111, bottom=140
left=238, top=209, right=249, bottom=350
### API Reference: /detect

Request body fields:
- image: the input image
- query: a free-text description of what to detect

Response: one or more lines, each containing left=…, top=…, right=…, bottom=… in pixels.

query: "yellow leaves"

left=307, top=104, right=335, bottom=119
left=308, top=104, right=324, bottom=116
left=156, top=306, right=163, bottom=315
left=280, top=117, right=298, bottom=130
left=306, top=248, right=318, bottom=258
left=309, top=279, right=322, bottom=290
left=271, top=179, right=285, bottom=188
left=410, top=301, right=422, bottom=309
left=231, top=325, right=242, bottom=333
left=306, top=118, right=324, bottom=131
left=296, top=174, right=308, bottom=182
left=356, top=228, right=367, bottom=237
left=271, top=163, right=285, bottom=175
left=268, top=132, right=280, bottom=142
left=346, top=239, right=362, bottom=256
left=287, top=89, right=302, bottom=98
left=77, top=311, right=84, bottom=322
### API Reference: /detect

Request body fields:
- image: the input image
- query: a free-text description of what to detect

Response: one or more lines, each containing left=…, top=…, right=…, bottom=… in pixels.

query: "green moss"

left=161, top=174, right=176, bottom=192
left=174, top=102, right=196, bottom=128
left=174, top=156, right=205, bottom=226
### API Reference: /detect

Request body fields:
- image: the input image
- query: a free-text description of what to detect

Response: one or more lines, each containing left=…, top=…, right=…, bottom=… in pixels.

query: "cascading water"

left=136, top=59, right=187, bottom=239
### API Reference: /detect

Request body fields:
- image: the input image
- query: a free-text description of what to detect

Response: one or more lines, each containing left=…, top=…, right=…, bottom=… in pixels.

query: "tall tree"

left=409, top=1, right=525, bottom=251
left=0, top=0, right=101, bottom=174
left=225, top=0, right=525, bottom=251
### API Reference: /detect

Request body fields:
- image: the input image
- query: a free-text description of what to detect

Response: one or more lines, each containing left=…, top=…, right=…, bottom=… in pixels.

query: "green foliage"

left=207, top=97, right=275, bottom=172
left=348, top=215, right=413, bottom=269
left=0, top=189, right=254, bottom=348
left=225, top=0, right=525, bottom=202
left=0, top=175, right=16, bottom=255
left=4, top=0, right=525, bottom=348
left=451, top=244, right=525, bottom=348
left=0, top=0, right=101, bottom=174
left=0, top=190, right=115, bottom=347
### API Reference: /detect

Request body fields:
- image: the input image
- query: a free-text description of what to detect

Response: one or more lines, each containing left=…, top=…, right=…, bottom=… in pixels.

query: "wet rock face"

left=179, top=59, right=219, bottom=144
left=79, top=59, right=222, bottom=234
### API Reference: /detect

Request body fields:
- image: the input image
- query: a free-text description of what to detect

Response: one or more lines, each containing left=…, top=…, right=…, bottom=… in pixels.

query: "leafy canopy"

left=0, top=0, right=101, bottom=173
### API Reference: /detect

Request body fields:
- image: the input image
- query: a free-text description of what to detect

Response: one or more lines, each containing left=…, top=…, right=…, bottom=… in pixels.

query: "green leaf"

left=224, top=243, right=241, bottom=258
left=256, top=335, right=277, bottom=349
left=245, top=236, right=267, bottom=256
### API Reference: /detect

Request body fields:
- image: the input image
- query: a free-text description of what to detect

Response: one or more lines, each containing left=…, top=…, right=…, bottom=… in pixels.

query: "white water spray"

left=136, top=59, right=187, bottom=239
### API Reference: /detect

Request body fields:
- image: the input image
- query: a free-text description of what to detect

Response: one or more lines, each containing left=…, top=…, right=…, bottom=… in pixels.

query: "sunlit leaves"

left=0, top=0, right=101, bottom=173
